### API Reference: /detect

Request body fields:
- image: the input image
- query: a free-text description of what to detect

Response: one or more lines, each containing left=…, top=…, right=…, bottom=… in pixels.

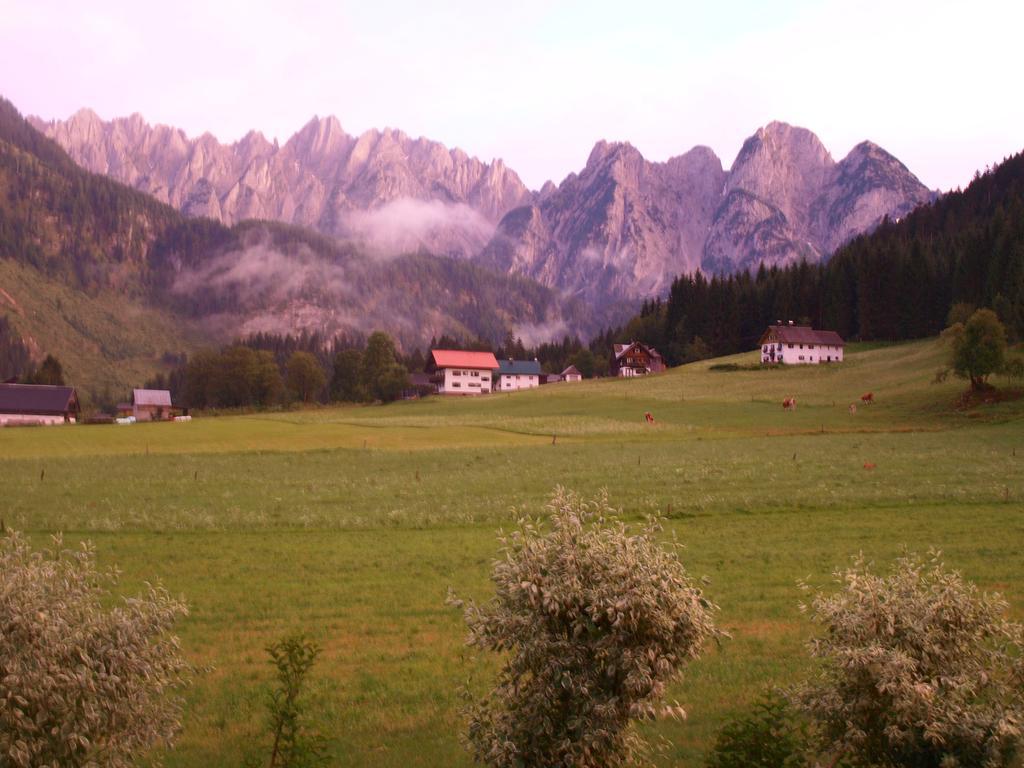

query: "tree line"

left=147, top=330, right=412, bottom=410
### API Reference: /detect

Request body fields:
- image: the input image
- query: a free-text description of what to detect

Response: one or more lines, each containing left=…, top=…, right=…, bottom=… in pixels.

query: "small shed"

left=560, top=365, right=583, bottom=383
left=0, top=383, right=80, bottom=426
left=132, top=389, right=173, bottom=421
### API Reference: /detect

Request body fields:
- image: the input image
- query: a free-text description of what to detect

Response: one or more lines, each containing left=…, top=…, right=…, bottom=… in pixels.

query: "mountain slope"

left=486, top=122, right=935, bottom=301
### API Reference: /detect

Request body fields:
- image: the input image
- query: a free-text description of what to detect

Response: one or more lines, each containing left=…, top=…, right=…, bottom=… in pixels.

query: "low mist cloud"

left=173, top=243, right=352, bottom=303
left=344, top=197, right=496, bottom=257
left=513, top=318, right=570, bottom=347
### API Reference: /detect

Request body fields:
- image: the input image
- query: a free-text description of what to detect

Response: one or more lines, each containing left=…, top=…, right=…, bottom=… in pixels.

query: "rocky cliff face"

left=36, top=112, right=934, bottom=304
left=484, top=121, right=934, bottom=300
left=31, top=110, right=533, bottom=258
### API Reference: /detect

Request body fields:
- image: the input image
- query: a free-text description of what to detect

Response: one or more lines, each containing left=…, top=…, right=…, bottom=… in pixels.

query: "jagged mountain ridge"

left=484, top=123, right=936, bottom=300
left=34, top=111, right=935, bottom=303
left=31, top=109, right=532, bottom=258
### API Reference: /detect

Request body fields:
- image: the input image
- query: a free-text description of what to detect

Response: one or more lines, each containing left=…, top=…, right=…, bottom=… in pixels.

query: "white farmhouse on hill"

left=759, top=323, right=845, bottom=365
left=495, top=359, right=542, bottom=391
left=428, top=349, right=499, bottom=395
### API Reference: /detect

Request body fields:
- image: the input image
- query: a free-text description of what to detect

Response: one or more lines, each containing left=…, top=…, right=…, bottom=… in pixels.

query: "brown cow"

left=863, top=462, right=876, bottom=470
left=861, top=392, right=874, bottom=405
left=783, top=397, right=797, bottom=411
left=644, top=411, right=655, bottom=424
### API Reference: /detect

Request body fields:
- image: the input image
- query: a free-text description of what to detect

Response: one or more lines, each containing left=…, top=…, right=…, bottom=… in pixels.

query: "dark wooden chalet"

left=611, top=342, right=666, bottom=377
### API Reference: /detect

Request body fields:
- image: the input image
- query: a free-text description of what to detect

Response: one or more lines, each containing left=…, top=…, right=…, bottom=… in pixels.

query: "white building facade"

left=760, top=323, right=845, bottom=365
left=429, top=350, right=499, bottom=395
left=494, top=359, right=543, bottom=392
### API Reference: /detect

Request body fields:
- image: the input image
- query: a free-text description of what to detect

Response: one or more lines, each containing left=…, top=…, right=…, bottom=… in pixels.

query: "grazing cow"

left=782, top=397, right=797, bottom=411
left=861, top=392, right=874, bottom=405
left=849, top=403, right=857, bottom=415
left=863, top=462, right=876, bottom=470
left=644, top=411, right=655, bottom=424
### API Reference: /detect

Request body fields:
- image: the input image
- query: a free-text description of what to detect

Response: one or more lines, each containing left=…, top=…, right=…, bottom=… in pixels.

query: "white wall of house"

left=761, top=343, right=844, bottom=365
left=563, top=373, right=582, bottom=383
left=439, top=367, right=493, bottom=394
left=495, top=374, right=540, bottom=391
left=0, top=413, right=71, bottom=426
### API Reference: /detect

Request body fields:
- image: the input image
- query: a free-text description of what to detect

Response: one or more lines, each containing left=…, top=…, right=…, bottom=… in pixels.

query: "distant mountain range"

left=33, top=111, right=935, bottom=304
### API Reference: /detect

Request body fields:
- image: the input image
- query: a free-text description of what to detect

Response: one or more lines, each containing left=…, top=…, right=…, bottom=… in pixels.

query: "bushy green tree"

left=360, top=331, right=408, bottom=402
left=797, top=552, right=1024, bottom=768
left=570, top=347, right=596, bottom=378
left=0, top=531, right=189, bottom=767
left=330, top=348, right=364, bottom=402
left=449, top=488, right=720, bottom=768
left=286, top=351, right=326, bottom=404
left=25, top=353, right=65, bottom=385
left=942, top=308, right=1007, bottom=391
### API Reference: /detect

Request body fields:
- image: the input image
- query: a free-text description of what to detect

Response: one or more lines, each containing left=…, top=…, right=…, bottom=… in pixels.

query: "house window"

left=788, top=344, right=794, bottom=349
left=452, top=382, right=461, bottom=388
left=798, top=355, right=805, bottom=361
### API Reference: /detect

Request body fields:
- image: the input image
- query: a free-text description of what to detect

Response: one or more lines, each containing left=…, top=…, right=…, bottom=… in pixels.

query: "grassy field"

left=1, top=338, right=1022, bottom=766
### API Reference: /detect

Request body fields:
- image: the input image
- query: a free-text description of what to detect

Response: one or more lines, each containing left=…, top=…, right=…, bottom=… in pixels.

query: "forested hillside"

left=621, top=151, right=1024, bottom=364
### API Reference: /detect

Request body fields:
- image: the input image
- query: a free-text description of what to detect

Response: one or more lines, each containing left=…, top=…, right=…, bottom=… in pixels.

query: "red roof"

left=430, top=349, right=499, bottom=370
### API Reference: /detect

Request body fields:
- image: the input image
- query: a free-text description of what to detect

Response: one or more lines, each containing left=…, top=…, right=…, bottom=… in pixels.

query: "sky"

left=1, top=0, right=1021, bottom=192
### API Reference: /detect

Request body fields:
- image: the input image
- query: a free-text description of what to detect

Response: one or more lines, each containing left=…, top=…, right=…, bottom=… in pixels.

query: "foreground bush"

left=449, top=488, right=720, bottom=768
left=0, top=531, right=189, bottom=767
left=704, top=690, right=810, bottom=768
left=245, top=633, right=327, bottom=768
left=797, top=552, right=1024, bottom=768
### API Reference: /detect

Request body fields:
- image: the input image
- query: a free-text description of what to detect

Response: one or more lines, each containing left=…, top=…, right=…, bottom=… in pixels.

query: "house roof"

left=133, top=389, right=172, bottom=407
left=430, top=349, right=499, bottom=370
left=560, top=365, right=581, bottom=377
left=0, top=383, right=78, bottom=415
left=763, top=325, right=845, bottom=346
left=613, top=341, right=663, bottom=360
left=497, top=359, right=542, bottom=376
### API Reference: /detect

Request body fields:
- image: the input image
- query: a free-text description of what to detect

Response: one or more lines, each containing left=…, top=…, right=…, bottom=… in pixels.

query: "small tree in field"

left=0, top=531, right=189, bottom=767
left=797, top=552, right=1024, bottom=768
left=942, top=308, right=1007, bottom=391
left=449, top=488, right=720, bottom=768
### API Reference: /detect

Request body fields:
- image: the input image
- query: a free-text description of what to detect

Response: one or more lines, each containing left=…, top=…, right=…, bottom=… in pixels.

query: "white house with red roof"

left=429, top=350, right=500, bottom=395
left=759, top=322, right=845, bottom=365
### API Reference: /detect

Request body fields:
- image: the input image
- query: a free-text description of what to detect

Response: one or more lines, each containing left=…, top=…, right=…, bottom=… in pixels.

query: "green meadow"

left=1, top=338, right=1022, bottom=766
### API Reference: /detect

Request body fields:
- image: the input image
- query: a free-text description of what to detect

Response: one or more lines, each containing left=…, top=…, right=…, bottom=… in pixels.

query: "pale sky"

left=1, top=0, right=1020, bottom=191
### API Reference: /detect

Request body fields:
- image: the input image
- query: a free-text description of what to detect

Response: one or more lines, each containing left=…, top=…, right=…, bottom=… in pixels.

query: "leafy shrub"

left=0, top=531, right=189, bottom=767
left=796, top=552, right=1024, bottom=768
left=704, top=690, right=810, bottom=768
left=246, top=634, right=327, bottom=768
left=449, top=488, right=720, bottom=768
